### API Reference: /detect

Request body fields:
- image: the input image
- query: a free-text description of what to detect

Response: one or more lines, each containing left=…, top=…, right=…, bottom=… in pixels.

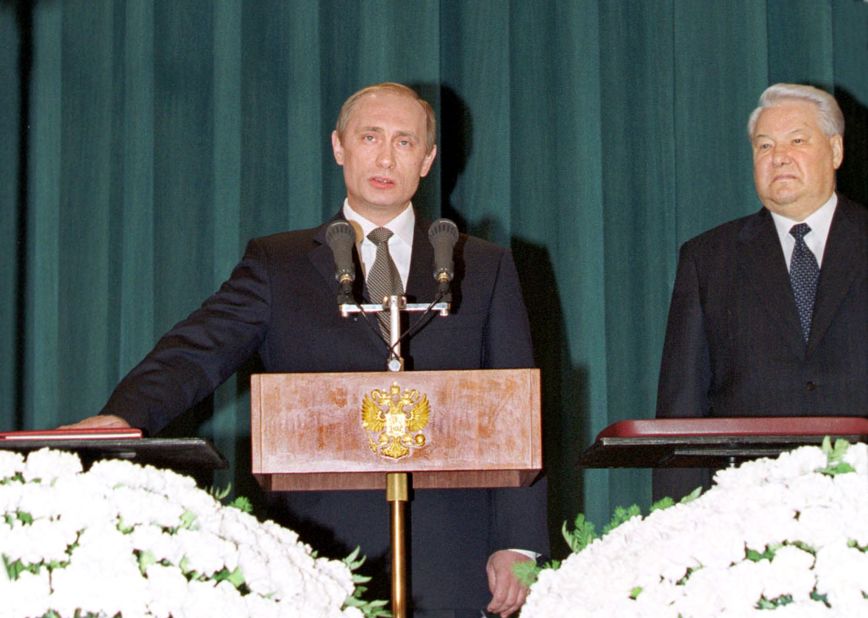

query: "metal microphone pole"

left=338, top=293, right=449, bottom=618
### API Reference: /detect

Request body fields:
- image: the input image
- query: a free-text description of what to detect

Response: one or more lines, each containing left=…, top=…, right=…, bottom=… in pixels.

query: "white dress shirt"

left=770, top=193, right=837, bottom=270
left=342, top=200, right=415, bottom=290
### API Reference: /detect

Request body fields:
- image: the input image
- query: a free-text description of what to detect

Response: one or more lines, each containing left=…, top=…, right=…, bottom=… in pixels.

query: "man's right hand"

left=58, top=415, right=131, bottom=430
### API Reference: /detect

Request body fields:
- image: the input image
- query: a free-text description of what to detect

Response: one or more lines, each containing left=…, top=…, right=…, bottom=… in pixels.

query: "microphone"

left=325, top=220, right=356, bottom=303
left=428, top=218, right=459, bottom=296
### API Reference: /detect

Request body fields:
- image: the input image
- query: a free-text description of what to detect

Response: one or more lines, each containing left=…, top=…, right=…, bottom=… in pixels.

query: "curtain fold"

left=0, top=1, right=22, bottom=427
left=1, top=0, right=866, bottom=556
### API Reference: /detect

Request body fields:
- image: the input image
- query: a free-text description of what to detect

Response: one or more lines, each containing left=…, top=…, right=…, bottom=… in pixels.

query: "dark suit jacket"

left=654, top=195, right=867, bottom=499
left=101, top=214, right=549, bottom=615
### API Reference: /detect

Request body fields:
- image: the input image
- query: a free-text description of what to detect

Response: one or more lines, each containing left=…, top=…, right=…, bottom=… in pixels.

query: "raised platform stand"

left=579, top=416, right=868, bottom=469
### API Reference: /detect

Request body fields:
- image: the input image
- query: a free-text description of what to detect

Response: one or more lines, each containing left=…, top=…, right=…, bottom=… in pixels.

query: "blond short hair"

left=335, top=82, right=437, bottom=153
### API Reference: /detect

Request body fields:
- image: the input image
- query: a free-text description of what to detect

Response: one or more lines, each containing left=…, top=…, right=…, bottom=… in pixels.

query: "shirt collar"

left=770, top=193, right=837, bottom=241
left=341, top=199, right=415, bottom=247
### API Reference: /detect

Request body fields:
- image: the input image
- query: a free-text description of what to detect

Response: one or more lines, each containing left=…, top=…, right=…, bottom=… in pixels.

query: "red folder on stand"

left=0, top=427, right=143, bottom=441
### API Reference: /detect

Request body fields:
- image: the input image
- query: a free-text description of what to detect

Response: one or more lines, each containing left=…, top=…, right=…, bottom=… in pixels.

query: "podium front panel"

left=251, top=369, right=542, bottom=491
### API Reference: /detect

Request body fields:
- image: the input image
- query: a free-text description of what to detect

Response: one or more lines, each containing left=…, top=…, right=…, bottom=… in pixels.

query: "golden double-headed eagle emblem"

left=361, top=382, right=430, bottom=460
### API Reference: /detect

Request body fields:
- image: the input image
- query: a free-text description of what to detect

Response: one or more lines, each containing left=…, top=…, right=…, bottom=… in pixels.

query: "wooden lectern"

left=250, top=368, right=542, bottom=616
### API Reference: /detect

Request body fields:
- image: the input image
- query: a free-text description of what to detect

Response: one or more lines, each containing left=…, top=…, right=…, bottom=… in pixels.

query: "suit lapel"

left=808, top=197, right=867, bottom=354
left=309, top=214, right=382, bottom=348
left=406, top=218, right=439, bottom=327
left=738, top=209, right=806, bottom=357
left=310, top=221, right=341, bottom=290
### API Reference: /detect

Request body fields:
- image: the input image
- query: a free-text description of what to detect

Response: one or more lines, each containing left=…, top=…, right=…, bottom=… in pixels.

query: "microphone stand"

left=337, top=295, right=450, bottom=618
left=339, top=298, right=450, bottom=370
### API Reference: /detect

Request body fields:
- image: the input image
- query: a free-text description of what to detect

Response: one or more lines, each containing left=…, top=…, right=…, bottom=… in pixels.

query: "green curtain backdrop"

left=1, top=0, right=866, bottom=555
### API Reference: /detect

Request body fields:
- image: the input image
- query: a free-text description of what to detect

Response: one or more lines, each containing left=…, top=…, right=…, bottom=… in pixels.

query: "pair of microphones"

left=325, top=218, right=459, bottom=304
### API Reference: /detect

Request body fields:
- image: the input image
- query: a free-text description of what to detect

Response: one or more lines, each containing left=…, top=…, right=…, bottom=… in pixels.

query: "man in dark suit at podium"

left=655, top=83, right=867, bottom=499
left=66, top=82, right=548, bottom=617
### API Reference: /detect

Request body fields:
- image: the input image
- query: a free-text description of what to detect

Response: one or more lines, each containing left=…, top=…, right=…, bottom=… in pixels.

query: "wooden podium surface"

left=251, top=369, right=541, bottom=491
left=579, top=416, right=868, bottom=468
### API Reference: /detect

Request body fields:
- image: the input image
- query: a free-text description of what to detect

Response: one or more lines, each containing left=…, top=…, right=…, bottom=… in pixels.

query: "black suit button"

left=805, top=381, right=816, bottom=392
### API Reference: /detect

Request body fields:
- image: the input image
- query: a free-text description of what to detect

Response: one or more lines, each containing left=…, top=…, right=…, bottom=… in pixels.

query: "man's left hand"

left=485, top=549, right=533, bottom=617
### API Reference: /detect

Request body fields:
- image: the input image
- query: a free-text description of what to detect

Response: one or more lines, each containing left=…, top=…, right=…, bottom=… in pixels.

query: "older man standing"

left=655, top=83, right=867, bottom=498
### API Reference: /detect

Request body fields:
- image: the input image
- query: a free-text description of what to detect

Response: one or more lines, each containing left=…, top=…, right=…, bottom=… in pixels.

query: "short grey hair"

left=747, top=83, right=844, bottom=139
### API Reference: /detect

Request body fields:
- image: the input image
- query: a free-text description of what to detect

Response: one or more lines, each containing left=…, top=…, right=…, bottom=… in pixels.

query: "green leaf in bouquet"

left=745, top=544, right=777, bottom=562
left=214, top=565, right=246, bottom=589
left=117, top=517, right=134, bottom=534
left=756, top=593, right=794, bottom=608
left=341, top=547, right=392, bottom=618
left=819, top=437, right=855, bottom=476
left=16, top=510, right=33, bottom=525
left=680, top=486, right=702, bottom=504
left=649, top=485, right=701, bottom=515
left=0, top=472, right=23, bottom=485
left=342, top=546, right=366, bottom=571
left=2, top=556, right=40, bottom=579
left=178, top=509, right=197, bottom=530
left=208, top=484, right=232, bottom=501
left=228, top=496, right=253, bottom=513
left=562, top=513, right=597, bottom=554
left=136, top=549, right=157, bottom=574
left=179, top=556, right=197, bottom=579
left=847, top=539, right=868, bottom=552
left=512, top=558, right=543, bottom=587
left=649, top=496, right=674, bottom=512
left=790, top=540, right=817, bottom=555
left=515, top=557, right=561, bottom=586
left=602, top=504, right=641, bottom=535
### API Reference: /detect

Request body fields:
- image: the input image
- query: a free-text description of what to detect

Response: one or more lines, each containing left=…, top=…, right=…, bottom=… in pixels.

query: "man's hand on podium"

left=485, top=549, right=533, bottom=617
left=59, top=415, right=132, bottom=430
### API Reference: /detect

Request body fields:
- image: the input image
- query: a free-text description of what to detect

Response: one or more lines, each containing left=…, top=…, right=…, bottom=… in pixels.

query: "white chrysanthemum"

left=762, top=545, right=817, bottom=601
left=0, top=485, right=22, bottom=519
left=843, top=440, right=867, bottom=471
left=49, top=523, right=151, bottom=618
left=112, top=485, right=186, bottom=530
left=0, top=448, right=364, bottom=617
left=814, top=542, right=868, bottom=605
left=0, top=569, right=51, bottom=618
left=219, top=506, right=262, bottom=547
left=129, top=525, right=186, bottom=565
left=175, top=528, right=239, bottom=577
left=17, top=482, right=65, bottom=520
left=143, top=563, right=189, bottom=617
left=0, top=450, right=24, bottom=482
left=22, top=449, right=82, bottom=483
left=47, top=474, right=117, bottom=531
left=523, top=442, right=868, bottom=617
left=237, top=542, right=276, bottom=595
left=0, top=515, right=75, bottom=564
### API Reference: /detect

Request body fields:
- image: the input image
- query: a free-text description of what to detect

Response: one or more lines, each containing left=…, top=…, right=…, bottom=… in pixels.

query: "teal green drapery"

left=1, top=0, right=866, bottom=556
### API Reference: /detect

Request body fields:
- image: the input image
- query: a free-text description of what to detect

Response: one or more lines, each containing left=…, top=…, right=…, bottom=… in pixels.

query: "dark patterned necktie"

left=366, top=227, right=403, bottom=339
left=789, top=223, right=819, bottom=343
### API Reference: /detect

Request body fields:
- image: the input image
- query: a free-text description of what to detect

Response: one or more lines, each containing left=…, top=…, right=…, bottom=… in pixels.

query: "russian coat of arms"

left=361, top=382, right=430, bottom=460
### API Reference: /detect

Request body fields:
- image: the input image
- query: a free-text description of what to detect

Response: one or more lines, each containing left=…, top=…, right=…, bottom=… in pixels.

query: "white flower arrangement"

left=0, top=448, right=386, bottom=618
left=522, top=439, right=868, bottom=617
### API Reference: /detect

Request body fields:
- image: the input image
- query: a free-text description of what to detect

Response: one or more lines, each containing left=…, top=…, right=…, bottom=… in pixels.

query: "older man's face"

left=751, top=100, right=843, bottom=221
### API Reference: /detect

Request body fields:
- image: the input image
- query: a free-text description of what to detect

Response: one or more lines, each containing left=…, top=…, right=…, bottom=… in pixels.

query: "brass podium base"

left=387, top=472, right=409, bottom=618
